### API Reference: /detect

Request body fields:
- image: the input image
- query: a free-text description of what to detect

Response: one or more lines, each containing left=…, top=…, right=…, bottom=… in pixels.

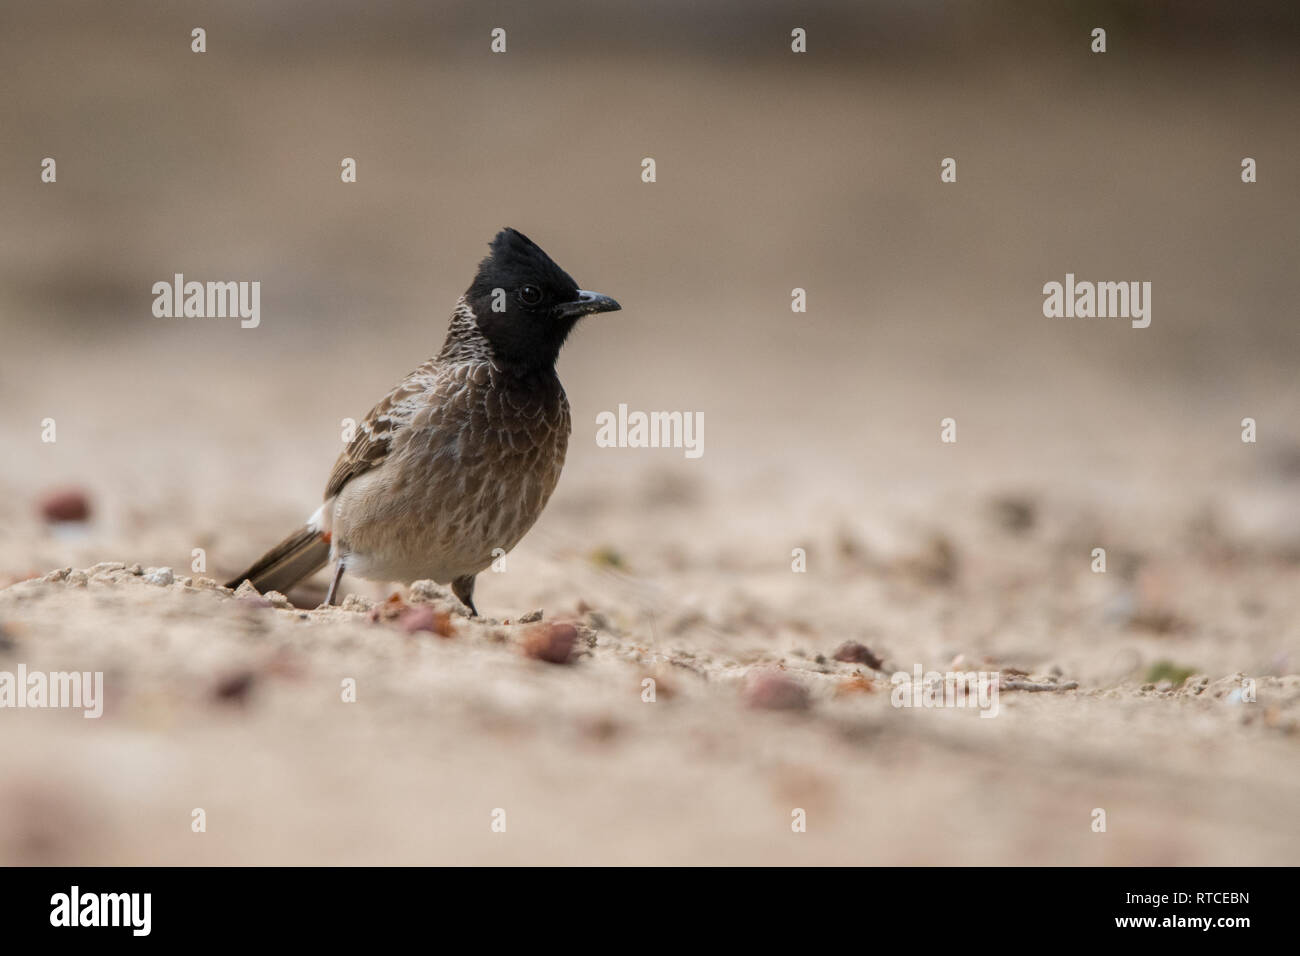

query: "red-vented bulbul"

left=225, top=228, right=621, bottom=614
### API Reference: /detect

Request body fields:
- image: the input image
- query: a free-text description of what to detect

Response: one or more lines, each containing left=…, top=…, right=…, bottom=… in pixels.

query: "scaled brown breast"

left=325, top=357, right=571, bottom=512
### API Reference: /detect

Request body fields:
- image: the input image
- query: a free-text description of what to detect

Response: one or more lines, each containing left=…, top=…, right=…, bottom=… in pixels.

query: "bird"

left=224, top=227, right=621, bottom=615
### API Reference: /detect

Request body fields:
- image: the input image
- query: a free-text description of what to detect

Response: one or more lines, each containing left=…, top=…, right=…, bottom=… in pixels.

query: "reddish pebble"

left=744, top=671, right=811, bottom=711
left=38, top=488, right=91, bottom=524
left=370, top=595, right=410, bottom=624
left=835, top=675, right=877, bottom=696
left=213, top=670, right=256, bottom=704
left=832, top=641, right=883, bottom=669
left=399, top=606, right=454, bottom=637
left=522, top=622, right=578, bottom=664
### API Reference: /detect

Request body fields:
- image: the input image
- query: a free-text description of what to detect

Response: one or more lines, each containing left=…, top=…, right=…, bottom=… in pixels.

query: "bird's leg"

left=452, top=574, right=478, bottom=617
left=325, top=561, right=345, bottom=606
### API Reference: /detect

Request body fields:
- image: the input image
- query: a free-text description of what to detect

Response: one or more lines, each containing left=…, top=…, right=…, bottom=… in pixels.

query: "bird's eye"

left=519, top=285, right=543, bottom=306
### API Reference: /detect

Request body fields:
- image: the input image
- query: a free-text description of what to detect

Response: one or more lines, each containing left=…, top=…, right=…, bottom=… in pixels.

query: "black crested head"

left=463, top=228, right=621, bottom=371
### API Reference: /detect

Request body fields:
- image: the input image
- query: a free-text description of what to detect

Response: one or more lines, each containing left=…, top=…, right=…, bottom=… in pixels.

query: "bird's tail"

left=225, top=526, right=330, bottom=595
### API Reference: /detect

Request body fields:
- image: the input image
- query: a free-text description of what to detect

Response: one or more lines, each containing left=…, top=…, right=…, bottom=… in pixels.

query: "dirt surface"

left=2, top=5, right=1298, bottom=864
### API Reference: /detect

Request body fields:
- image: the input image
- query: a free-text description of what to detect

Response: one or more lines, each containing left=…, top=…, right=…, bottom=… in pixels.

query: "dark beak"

left=556, top=289, right=621, bottom=319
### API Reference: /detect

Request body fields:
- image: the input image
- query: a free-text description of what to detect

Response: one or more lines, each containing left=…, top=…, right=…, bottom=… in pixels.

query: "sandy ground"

left=3, top=355, right=1298, bottom=864
left=1, top=537, right=1298, bottom=865
left=1, top=8, right=1298, bottom=864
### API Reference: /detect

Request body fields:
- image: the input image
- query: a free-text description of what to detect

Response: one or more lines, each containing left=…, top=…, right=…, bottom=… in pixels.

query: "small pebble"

left=38, top=488, right=91, bottom=524
left=144, top=567, right=174, bottom=587
left=522, top=623, right=579, bottom=664
left=832, top=641, right=883, bottom=669
left=399, top=606, right=454, bottom=637
left=263, top=590, right=293, bottom=609
left=213, top=670, right=256, bottom=704
left=233, top=579, right=260, bottom=600
left=517, top=609, right=543, bottom=624
left=580, top=715, right=620, bottom=742
left=990, top=495, right=1036, bottom=533
left=836, top=675, right=876, bottom=696
left=744, top=671, right=811, bottom=711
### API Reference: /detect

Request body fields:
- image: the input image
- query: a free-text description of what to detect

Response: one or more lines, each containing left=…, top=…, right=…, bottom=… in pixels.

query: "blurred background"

left=2, top=0, right=1298, bottom=570
left=0, top=1, right=1298, bottom=865
left=3, top=0, right=1299, bottom=545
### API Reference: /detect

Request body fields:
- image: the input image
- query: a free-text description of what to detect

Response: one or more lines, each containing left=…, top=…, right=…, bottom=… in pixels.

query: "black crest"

left=464, top=228, right=583, bottom=370
left=469, top=228, right=580, bottom=304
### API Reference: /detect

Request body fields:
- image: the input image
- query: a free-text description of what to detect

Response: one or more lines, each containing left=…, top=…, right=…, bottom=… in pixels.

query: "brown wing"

left=324, top=361, right=439, bottom=500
